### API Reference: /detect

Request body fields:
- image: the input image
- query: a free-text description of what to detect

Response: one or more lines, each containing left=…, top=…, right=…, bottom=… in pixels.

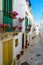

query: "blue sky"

left=30, top=0, right=43, bottom=23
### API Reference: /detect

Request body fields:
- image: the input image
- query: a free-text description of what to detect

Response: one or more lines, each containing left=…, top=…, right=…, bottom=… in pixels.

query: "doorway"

left=3, top=39, right=13, bottom=65
left=22, top=33, right=24, bottom=49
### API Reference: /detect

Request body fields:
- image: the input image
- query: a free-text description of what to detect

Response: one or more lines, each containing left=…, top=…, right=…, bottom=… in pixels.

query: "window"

left=15, top=39, right=18, bottom=47
left=25, top=16, right=28, bottom=31
left=3, top=0, right=12, bottom=17
left=4, top=0, right=8, bottom=16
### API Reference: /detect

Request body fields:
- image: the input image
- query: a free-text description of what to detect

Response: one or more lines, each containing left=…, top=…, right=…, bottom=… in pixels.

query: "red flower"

left=0, top=24, right=3, bottom=27
left=12, top=25, right=18, bottom=30
left=4, top=24, right=10, bottom=27
left=27, top=28, right=31, bottom=31
left=29, top=25, right=32, bottom=27
left=18, top=26, right=22, bottom=30
left=13, top=11, right=18, bottom=16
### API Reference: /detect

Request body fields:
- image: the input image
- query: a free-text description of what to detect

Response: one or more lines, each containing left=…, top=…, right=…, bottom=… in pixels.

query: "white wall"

left=13, top=0, right=34, bottom=32
left=0, top=0, right=2, bottom=24
left=13, top=0, right=26, bottom=32
left=0, top=0, right=2, bottom=10
left=13, top=32, right=22, bottom=59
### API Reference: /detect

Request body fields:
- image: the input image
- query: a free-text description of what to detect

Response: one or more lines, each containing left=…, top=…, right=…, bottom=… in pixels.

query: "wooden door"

left=22, top=34, right=24, bottom=49
left=3, top=41, right=9, bottom=65
left=8, top=39, right=13, bottom=64
left=25, top=34, right=27, bottom=46
left=3, top=39, right=13, bottom=65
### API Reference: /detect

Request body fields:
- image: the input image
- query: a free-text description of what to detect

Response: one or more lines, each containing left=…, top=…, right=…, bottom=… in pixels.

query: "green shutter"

left=25, top=16, right=28, bottom=31
left=3, top=0, right=13, bottom=32
left=28, top=19, right=32, bottom=25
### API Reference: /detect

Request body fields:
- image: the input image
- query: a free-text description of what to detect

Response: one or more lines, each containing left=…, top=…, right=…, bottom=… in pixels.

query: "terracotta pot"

left=25, top=45, right=27, bottom=49
left=28, top=43, right=29, bottom=46
left=18, top=26, right=22, bottom=31
left=19, top=17, right=24, bottom=22
left=10, top=12, right=17, bottom=19
left=10, top=13, right=13, bottom=18
left=16, top=54, right=20, bottom=60
left=12, top=25, right=18, bottom=31
left=13, top=16, right=17, bottom=19
left=3, top=26, right=6, bottom=32
left=20, top=50, right=24, bottom=55
left=27, top=28, right=31, bottom=32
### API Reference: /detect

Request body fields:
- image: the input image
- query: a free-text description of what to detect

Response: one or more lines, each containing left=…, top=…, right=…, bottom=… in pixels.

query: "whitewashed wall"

left=0, top=0, right=2, bottom=10
left=13, top=0, right=34, bottom=32
left=0, top=0, right=2, bottom=24
left=13, top=0, right=26, bottom=32
left=13, top=32, right=22, bottom=59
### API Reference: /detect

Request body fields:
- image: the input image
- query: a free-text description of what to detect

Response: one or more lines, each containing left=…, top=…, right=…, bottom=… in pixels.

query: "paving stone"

left=21, top=62, right=30, bottom=65
left=18, top=35, right=43, bottom=65
left=36, top=54, right=41, bottom=57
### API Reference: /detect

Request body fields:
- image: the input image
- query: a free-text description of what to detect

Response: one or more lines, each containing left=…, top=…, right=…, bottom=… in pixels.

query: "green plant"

left=6, top=61, right=12, bottom=65
left=17, top=61, right=20, bottom=65
left=13, top=59, right=16, bottom=65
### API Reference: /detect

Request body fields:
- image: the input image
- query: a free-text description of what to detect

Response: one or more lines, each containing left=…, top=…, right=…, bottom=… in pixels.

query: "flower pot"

left=28, top=43, right=29, bottom=46
left=18, top=26, right=22, bottom=31
left=16, top=54, right=20, bottom=60
left=3, top=26, right=6, bottom=32
left=20, top=50, right=24, bottom=55
left=10, top=13, right=13, bottom=18
left=19, top=17, right=24, bottom=22
left=25, top=45, right=27, bottom=49
left=27, top=28, right=31, bottom=32
left=12, top=25, right=18, bottom=31
left=10, top=12, right=17, bottom=19
left=13, top=16, right=17, bottom=19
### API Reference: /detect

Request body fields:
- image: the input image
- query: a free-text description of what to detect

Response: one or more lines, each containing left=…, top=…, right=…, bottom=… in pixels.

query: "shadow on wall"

left=0, top=11, right=3, bottom=24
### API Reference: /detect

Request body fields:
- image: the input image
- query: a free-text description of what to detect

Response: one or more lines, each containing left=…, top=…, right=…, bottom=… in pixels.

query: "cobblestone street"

left=19, top=35, right=43, bottom=65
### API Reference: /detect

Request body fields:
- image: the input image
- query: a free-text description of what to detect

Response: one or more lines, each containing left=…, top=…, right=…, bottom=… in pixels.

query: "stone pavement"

left=18, top=35, right=43, bottom=65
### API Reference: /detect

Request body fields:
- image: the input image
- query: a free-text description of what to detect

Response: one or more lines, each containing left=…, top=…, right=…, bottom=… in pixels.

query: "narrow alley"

left=18, top=34, right=43, bottom=65
left=0, top=0, right=43, bottom=65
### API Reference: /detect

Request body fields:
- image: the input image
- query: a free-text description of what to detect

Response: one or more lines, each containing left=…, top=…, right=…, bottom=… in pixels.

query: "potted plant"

left=13, top=59, right=16, bottom=65
left=10, top=11, right=18, bottom=19
left=3, top=24, right=10, bottom=32
left=13, top=11, right=18, bottom=16
left=6, top=61, right=12, bottom=65
left=0, top=24, right=3, bottom=32
left=19, top=17, right=24, bottom=22
left=17, top=61, right=20, bottom=65
left=20, top=50, right=24, bottom=55
left=27, top=28, right=31, bottom=32
left=28, top=43, right=29, bottom=46
left=12, top=25, right=18, bottom=31
left=18, top=26, right=22, bottom=32
left=16, top=54, right=20, bottom=60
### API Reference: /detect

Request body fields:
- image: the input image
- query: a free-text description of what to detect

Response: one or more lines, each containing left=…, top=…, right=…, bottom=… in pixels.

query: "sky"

left=30, top=0, right=43, bottom=23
